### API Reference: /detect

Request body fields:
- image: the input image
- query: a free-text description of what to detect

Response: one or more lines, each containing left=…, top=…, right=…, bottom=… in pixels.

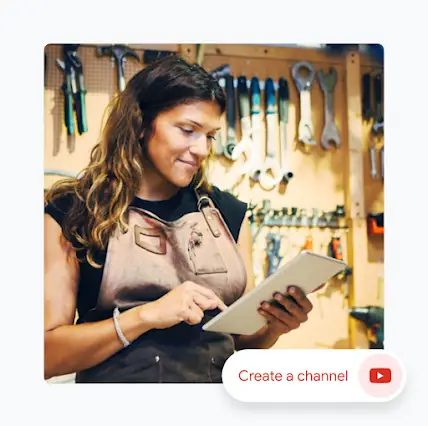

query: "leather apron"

left=75, top=189, right=247, bottom=383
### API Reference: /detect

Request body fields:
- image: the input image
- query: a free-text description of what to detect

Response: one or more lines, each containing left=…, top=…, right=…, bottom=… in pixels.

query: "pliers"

left=56, top=44, right=88, bottom=135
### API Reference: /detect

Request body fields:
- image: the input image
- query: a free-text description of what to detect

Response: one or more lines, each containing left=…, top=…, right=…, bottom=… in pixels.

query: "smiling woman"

left=43, top=55, right=313, bottom=384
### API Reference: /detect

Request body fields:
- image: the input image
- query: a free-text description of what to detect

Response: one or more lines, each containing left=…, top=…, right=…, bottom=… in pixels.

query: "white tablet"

left=202, top=250, right=347, bottom=335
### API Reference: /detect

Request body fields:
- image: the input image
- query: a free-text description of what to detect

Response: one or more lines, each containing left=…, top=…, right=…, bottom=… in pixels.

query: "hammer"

left=96, top=44, right=140, bottom=92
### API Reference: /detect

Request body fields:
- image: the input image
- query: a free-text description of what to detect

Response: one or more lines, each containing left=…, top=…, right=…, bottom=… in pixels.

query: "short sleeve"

left=210, top=186, right=248, bottom=242
left=44, top=194, right=74, bottom=230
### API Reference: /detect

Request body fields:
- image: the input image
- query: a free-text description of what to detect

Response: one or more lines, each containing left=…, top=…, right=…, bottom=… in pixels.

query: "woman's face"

left=145, top=100, right=222, bottom=188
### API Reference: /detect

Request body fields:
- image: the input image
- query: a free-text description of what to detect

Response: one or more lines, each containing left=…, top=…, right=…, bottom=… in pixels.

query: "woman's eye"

left=180, top=128, right=193, bottom=135
left=208, top=135, right=217, bottom=141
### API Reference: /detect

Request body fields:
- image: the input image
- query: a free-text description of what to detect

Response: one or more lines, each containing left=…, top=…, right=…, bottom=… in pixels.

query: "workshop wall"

left=44, top=44, right=384, bottom=350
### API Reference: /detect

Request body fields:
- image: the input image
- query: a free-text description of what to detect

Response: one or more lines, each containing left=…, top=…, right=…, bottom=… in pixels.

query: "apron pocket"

left=188, top=229, right=227, bottom=275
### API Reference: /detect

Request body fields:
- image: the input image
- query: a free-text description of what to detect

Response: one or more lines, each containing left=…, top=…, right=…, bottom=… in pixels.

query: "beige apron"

left=75, top=189, right=247, bottom=383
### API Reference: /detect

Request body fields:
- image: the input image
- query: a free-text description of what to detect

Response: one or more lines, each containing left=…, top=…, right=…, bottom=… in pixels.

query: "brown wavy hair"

left=45, top=55, right=226, bottom=268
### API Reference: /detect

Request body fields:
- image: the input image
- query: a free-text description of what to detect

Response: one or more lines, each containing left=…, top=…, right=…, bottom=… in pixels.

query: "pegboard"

left=44, top=44, right=384, bottom=350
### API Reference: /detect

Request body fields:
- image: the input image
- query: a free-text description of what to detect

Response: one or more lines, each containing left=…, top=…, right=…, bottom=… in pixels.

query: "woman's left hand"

left=258, top=286, right=314, bottom=337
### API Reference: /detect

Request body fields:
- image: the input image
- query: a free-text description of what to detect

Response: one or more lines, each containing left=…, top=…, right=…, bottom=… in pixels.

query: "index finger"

left=191, top=283, right=228, bottom=311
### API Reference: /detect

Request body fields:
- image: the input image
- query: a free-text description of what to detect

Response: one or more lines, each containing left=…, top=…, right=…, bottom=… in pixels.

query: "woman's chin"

left=170, top=174, right=195, bottom=188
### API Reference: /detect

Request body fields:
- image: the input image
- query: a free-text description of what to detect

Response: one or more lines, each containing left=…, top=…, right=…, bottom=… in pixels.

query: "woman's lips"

left=177, top=159, right=198, bottom=170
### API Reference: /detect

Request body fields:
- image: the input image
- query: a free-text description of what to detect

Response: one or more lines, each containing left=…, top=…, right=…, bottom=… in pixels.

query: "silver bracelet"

left=113, top=306, right=130, bottom=348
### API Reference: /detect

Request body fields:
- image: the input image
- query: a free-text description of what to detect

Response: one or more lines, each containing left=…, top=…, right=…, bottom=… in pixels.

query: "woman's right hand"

left=138, top=281, right=228, bottom=329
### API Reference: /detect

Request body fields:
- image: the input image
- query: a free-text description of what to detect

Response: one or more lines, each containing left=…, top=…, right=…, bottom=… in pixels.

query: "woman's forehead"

left=161, top=101, right=222, bottom=128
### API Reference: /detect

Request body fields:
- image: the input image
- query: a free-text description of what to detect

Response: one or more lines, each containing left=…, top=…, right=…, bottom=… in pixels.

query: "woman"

left=44, top=55, right=313, bottom=383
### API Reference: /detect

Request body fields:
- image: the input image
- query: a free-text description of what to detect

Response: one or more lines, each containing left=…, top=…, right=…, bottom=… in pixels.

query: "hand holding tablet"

left=202, top=251, right=347, bottom=335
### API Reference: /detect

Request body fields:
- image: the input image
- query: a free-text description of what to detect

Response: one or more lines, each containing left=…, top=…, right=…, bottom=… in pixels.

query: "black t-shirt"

left=44, top=184, right=248, bottom=319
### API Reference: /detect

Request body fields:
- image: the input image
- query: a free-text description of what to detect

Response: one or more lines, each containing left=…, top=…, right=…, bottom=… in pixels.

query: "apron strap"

left=194, top=187, right=221, bottom=238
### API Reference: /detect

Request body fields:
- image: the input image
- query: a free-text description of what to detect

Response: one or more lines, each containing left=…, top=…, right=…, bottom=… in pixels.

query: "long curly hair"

left=45, top=55, right=226, bottom=268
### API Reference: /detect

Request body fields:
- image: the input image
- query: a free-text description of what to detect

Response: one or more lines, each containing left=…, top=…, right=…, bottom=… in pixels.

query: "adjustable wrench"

left=223, top=75, right=237, bottom=159
left=278, top=77, right=294, bottom=183
left=292, top=61, right=316, bottom=146
left=259, top=78, right=283, bottom=190
left=249, top=77, right=263, bottom=182
left=231, top=76, right=254, bottom=173
left=318, top=67, right=341, bottom=150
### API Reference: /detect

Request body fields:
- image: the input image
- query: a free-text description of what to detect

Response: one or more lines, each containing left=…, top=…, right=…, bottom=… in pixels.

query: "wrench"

left=292, top=61, right=316, bottom=146
left=223, top=75, right=237, bottom=159
left=231, top=76, right=254, bottom=173
left=248, top=77, right=263, bottom=182
left=259, top=78, right=283, bottom=190
left=318, top=67, right=341, bottom=150
left=278, top=77, right=294, bottom=183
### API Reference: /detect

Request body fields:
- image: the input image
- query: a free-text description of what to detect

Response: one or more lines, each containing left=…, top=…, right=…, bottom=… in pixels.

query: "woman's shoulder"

left=208, top=185, right=248, bottom=242
left=44, top=192, right=77, bottom=228
left=209, top=185, right=248, bottom=211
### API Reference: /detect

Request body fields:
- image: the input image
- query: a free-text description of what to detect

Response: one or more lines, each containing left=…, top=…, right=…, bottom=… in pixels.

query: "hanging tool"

left=259, top=78, right=283, bottom=190
left=266, top=233, right=283, bottom=277
left=252, top=200, right=271, bottom=243
left=362, top=73, right=375, bottom=121
left=301, top=234, right=313, bottom=251
left=292, top=61, right=316, bottom=147
left=367, top=212, right=384, bottom=236
left=369, top=141, right=378, bottom=179
left=223, top=75, right=237, bottom=159
left=230, top=76, right=254, bottom=173
left=328, top=235, right=352, bottom=287
left=56, top=44, right=88, bottom=136
left=349, top=306, right=384, bottom=349
left=318, top=67, right=341, bottom=150
left=372, top=73, right=384, bottom=134
left=210, top=64, right=230, bottom=80
left=247, top=202, right=258, bottom=236
left=210, top=66, right=231, bottom=156
left=380, top=145, right=384, bottom=180
left=142, top=49, right=175, bottom=64
left=278, top=77, right=294, bottom=183
left=96, top=44, right=140, bottom=92
left=328, top=236, right=344, bottom=261
left=249, top=77, right=263, bottom=182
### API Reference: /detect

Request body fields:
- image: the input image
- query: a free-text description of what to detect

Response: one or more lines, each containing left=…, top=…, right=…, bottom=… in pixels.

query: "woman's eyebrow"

left=184, top=119, right=221, bottom=131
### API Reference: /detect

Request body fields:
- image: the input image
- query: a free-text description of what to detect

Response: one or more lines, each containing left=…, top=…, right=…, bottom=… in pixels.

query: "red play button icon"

left=369, top=368, right=391, bottom=384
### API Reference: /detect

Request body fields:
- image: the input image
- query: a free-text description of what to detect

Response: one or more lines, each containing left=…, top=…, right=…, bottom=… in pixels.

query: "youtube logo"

left=369, top=368, right=392, bottom=384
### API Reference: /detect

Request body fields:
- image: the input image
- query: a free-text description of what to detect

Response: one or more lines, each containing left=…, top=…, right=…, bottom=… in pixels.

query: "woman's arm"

left=44, top=214, right=154, bottom=379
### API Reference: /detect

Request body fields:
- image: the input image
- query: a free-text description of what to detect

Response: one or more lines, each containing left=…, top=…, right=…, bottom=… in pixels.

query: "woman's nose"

left=189, top=136, right=210, bottom=158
